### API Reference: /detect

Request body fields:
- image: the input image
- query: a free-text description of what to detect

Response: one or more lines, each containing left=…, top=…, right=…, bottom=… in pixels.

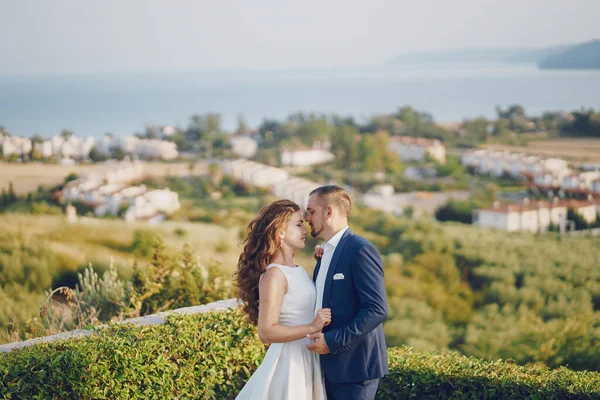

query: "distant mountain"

left=538, top=40, right=600, bottom=70
left=386, top=48, right=528, bottom=64
left=386, top=44, right=572, bottom=65
left=507, top=45, right=572, bottom=63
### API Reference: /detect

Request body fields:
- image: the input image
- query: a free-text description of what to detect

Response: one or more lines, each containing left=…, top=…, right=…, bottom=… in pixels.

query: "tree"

left=294, top=119, right=333, bottom=146
left=435, top=201, right=475, bottom=224
left=567, top=208, right=590, bottom=230
left=358, top=135, right=382, bottom=172
left=188, top=113, right=222, bottom=142
left=88, top=146, right=107, bottom=162
left=7, top=182, right=17, bottom=203
left=60, top=129, right=74, bottom=139
left=236, top=114, right=249, bottom=135
left=330, top=125, right=359, bottom=170
left=494, top=119, right=510, bottom=138
left=111, top=147, right=128, bottom=161
left=463, top=118, right=489, bottom=142
left=64, top=173, right=79, bottom=185
left=30, top=134, right=44, bottom=144
left=31, top=149, right=44, bottom=161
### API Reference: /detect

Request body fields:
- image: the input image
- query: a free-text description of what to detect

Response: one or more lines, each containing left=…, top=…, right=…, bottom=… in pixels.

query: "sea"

left=0, top=63, right=599, bottom=137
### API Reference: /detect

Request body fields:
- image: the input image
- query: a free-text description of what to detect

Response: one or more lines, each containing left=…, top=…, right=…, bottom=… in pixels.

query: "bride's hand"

left=313, top=245, right=324, bottom=261
left=310, top=308, right=331, bottom=332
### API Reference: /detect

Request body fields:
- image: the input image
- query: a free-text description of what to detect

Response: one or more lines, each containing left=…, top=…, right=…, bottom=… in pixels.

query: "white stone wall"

left=476, top=210, right=512, bottom=231
left=0, top=299, right=241, bottom=353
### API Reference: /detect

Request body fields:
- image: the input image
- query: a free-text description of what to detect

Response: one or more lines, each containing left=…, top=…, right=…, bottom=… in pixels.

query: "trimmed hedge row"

left=1, top=309, right=599, bottom=399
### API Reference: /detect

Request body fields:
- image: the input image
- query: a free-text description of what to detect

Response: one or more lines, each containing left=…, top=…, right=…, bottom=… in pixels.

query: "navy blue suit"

left=313, top=228, right=388, bottom=397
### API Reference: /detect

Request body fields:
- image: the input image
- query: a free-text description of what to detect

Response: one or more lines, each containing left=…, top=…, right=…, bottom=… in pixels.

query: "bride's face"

left=280, top=210, right=307, bottom=250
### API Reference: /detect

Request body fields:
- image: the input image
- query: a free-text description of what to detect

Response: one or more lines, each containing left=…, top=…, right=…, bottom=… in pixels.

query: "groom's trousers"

left=324, top=376, right=379, bottom=400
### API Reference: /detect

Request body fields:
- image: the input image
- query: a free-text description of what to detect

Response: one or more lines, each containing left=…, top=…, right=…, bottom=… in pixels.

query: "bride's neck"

left=271, top=248, right=295, bottom=267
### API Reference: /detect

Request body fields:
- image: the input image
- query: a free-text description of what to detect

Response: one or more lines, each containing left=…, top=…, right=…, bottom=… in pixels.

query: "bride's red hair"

left=235, top=199, right=300, bottom=325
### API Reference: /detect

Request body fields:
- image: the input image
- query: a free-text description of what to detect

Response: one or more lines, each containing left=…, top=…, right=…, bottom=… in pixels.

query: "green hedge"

left=1, top=309, right=599, bottom=399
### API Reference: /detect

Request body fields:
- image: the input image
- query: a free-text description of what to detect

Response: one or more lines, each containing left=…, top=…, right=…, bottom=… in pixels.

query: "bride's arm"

left=257, top=268, right=327, bottom=344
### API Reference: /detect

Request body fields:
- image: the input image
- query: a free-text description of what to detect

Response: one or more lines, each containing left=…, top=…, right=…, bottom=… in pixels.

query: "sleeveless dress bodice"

left=235, top=263, right=326, bottom=400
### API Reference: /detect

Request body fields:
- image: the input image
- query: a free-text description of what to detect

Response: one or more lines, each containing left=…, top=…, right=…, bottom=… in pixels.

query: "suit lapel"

left=312, top=257, right=322, bottom=283
left=322, top=229, right=353, bottom=307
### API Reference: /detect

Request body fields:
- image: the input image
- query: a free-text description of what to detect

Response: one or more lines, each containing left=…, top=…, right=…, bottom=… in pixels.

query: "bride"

left=235, top=199, right=330, bottom=400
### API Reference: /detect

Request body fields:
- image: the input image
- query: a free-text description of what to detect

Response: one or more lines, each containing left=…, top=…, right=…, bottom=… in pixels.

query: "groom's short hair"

left=310, top=185, right=351, bottom=217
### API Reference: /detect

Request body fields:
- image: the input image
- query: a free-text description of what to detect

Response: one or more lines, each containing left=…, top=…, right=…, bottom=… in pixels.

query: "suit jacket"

left=313, top=228, right=388, bottom=383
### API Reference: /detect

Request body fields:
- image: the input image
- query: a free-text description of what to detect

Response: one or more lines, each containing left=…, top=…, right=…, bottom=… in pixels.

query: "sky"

left=0, top=0, right=599, bottom=76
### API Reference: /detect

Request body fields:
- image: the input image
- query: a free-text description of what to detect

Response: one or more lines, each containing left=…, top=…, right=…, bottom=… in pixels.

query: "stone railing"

left=0, top=298, right=241, bottom=353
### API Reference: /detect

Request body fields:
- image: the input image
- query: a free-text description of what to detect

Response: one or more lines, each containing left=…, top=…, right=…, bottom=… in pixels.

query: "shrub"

left=129, top=230, right=157, bottom=258
left=0, top=309, right=264, bottom=399
left=214, top=237, right=231, bottom=254
left=1, top=310, right=599, bottom=399
left=174, top=227, right=187, bottom=237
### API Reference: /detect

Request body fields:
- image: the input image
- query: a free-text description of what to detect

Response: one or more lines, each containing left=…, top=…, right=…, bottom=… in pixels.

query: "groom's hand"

left=306, top=333, right=330, bottom=354
left=313, top=245, right=324, bottom=261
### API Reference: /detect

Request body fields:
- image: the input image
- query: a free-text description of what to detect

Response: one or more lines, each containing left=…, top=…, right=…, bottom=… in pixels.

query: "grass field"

left=483, top=138, right=600, bottom=163
left=0, top=161, right=209, bottom=195
left=0, top=214, right=317, bottom=278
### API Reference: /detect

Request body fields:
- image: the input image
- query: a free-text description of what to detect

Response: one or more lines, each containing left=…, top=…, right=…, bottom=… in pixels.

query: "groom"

left=305, top=185, right=388, bottom=400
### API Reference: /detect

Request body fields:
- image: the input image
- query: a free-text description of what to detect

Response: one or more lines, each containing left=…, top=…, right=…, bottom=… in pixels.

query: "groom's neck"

left=322, top=222, right=348, bottom=242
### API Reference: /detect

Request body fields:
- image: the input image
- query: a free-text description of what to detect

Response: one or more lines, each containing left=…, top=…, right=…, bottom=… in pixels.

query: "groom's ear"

left=326, top=205, right=333, bottom=217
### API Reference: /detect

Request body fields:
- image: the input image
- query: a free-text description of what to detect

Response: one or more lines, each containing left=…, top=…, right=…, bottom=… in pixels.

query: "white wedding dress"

left=236, top=263, right=327, bottom=400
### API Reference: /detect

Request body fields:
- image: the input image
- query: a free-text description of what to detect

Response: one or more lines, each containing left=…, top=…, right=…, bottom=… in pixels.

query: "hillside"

left=538, top=39, right=600, bottom=69
left=2, top=203, right=600, bottom=373
left=386, top=44, right=570, bottom=65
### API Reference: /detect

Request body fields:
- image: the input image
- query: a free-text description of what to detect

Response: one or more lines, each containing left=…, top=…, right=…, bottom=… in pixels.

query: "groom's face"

left=305, top=194, right=325, bottom=239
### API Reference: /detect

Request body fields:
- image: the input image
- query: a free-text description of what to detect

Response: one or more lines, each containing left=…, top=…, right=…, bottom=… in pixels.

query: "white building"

left=490, top=153, right=512, bottom=177
left=475, top=199, right=568, bottom=232
left=562, top=199, right=597, bottom=224
left=62, top=179, right=103, bottom=203
left=369, top=184, right=395, bottom=197
left=533, top=169, right=572, bottom=189
left=98, top=136, right=178, bottom=160
left=144, top=189, right=181, bottom=214
left=222, top=159, right=289, bottom=188
left=507, top=156, right=528, bottom=178
left=0, top=135, right=32, bottom=158
left=462, top=149, right=571, bottom=182
left=363, top=190, right=470, bottom=217
left=89, top=160, right=145, bottom=185
left=561, top=172, right=600, bottom=192
left=114, top=188, right=181, bottom=221
left=230, top=135, right=258, bottom=159
left=389, top=136, right=446, bottom=164
left=222, top=159, right=322, bottom=208
left=591, top=179, right=600, bottom=195
left=271, top=178, right=319, bottom=209
left=461, top=149, right=492, bottom=169
left=33, top=141, right=54, bottom=158
left=134, top=138, right=178, bottom=160
left=542, top=158, right=569, bottom=172
left=475, top=197, right=598, bottom=232
left=280, top=147, right=335, bottom=167
left=41, top=135, right=96, bottom=160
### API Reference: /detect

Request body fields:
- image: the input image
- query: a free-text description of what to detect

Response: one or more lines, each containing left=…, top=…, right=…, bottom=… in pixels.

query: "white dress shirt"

left=315, top=225, right=349, bottom=314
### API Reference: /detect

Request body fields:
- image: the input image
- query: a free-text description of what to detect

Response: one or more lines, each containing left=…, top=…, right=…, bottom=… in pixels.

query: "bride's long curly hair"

left=235, top=199, right=300, bottom=325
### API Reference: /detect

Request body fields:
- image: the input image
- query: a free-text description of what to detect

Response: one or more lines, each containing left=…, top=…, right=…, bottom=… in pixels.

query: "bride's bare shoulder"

left=260, top=266, right=288, bottom=293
